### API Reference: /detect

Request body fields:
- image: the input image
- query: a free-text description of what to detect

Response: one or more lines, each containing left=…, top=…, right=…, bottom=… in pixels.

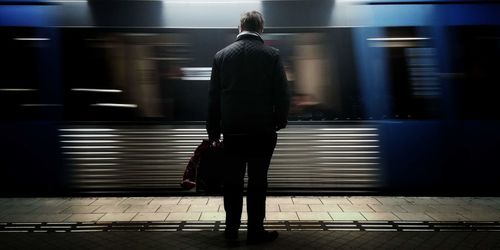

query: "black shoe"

left=246, top=230, right=279, bottom=245
left=224, top=230, right=239, bottom=240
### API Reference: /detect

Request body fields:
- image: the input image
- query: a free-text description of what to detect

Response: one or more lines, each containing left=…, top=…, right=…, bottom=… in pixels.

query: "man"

left=206, top=11, right=290, bottom=244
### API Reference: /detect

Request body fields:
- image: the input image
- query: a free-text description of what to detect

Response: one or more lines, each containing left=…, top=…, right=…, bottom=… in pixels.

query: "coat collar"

left=236, top=31, right=264, bottom=43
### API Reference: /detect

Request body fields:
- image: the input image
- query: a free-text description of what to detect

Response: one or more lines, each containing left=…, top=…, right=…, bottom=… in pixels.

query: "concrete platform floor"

left=1, top=196, right=500, bottom=249
left=1, top=196, right=500, bottom=223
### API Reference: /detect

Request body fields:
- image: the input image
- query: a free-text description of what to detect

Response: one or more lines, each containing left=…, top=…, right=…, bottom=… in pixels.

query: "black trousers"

left=222, top=132, right=277, bottom=233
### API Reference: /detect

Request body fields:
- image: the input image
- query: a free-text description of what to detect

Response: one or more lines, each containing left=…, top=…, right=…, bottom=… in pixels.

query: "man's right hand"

left=209, top=134, right=221, bottom=146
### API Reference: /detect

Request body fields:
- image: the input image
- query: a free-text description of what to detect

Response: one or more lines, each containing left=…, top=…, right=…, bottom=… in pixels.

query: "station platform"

left=1, top=196, right=500, bottom=249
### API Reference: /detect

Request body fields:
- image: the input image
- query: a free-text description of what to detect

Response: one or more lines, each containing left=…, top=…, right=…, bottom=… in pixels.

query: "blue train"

left=1, top=0, right=499, bottom=196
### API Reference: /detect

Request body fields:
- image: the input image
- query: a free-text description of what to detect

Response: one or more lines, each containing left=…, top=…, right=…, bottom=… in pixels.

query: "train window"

left=263, top=29, right=362, bottom=121
left=451, top=26, right=500, bottom=120
left=0, top=28, right=49, bottom=120
left=61, top=29, right=192, bottom=121
left=60, top=28, right=362, bottom=122
left=265, top=33, right=333, bottom=121
left=382, top=27, right=442, bottom=119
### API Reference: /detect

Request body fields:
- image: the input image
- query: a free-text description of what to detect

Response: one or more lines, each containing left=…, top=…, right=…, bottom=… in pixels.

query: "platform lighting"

left=14, top=38, right=50, bottom=41
left=0, top=88, right=37, bottom=91
left=72, top=88, right=122, bottom=93
left=91, top=103, right=138, bottom=108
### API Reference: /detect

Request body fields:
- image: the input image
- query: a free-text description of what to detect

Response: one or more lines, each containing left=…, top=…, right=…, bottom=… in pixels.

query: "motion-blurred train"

left=1, top=0, right=499, bottom=196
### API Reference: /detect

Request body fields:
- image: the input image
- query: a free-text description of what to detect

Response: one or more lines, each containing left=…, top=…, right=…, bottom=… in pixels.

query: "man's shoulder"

left=215, top=40, right=280, bottom=60
left=215, top=40, right=244, bottom=56
left=263, top=44, right=280, bottom=56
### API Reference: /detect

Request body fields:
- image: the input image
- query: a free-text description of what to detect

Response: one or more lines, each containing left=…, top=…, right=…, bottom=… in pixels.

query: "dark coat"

left=206, top=33, right=290, bottom=140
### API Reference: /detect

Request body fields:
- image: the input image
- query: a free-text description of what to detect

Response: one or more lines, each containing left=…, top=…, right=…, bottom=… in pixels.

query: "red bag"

left=181, top=140, right=223, bottom=194
left=180, top=140, right=211, bottom=189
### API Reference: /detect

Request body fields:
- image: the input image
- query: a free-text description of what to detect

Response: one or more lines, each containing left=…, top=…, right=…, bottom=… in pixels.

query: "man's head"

left=239, top=11, right=264, bottom=34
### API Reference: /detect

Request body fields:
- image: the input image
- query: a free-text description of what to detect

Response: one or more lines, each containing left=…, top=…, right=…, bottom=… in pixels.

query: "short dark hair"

left=240, top=11, right=264, bottom=33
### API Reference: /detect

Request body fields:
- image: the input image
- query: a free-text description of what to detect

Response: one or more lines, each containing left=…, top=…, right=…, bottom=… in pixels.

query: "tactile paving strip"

left=1, top=221, right=500, bottom=233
